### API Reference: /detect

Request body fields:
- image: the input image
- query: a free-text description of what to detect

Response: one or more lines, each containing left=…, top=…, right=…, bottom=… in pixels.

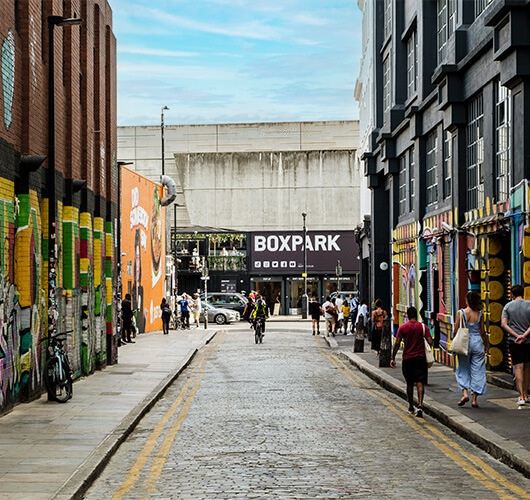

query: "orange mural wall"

left=121, top=167, right=165, bottom=333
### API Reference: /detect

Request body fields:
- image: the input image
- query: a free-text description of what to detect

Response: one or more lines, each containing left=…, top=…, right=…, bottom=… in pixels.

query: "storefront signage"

left=250, top=231, right=359, bottom=274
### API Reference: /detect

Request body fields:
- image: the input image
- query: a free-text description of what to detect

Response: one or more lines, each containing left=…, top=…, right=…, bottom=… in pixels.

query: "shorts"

left=192, top=311, right=200, bottom=321
left=402, top=356, right=428, bottom=384
left=311, top=314, right=321, bottom=320
left=510, top=342, right=530, bottom=366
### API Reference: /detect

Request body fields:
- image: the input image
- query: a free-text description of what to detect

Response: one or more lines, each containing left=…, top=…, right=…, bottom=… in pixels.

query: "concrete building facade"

left=118, top=121, right=363, bottom=311
left=359, top=0, right=530, bottom=372
left=0, top=0, right=117, bottom=413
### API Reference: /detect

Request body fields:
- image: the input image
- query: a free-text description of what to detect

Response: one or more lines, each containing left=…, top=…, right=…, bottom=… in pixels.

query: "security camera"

left=441, top=222, right=453, bottom=232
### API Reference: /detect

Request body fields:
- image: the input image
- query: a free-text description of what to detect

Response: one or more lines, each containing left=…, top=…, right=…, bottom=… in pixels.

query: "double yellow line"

left=317, top=338, right=529, bottom=500
left=112, top=331, right=226, bottom=500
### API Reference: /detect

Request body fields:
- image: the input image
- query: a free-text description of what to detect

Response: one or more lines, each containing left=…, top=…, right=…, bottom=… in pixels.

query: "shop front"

left=249, top=230, right=359, bottom=315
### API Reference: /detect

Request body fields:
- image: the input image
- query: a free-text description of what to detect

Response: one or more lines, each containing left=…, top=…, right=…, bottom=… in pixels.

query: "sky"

left=111, top=0, right=363, bottom=126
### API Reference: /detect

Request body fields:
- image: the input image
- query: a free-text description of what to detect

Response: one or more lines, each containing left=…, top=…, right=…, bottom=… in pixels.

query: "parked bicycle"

left=43, top=331, right=73, bottom=402
left=254, top=317, right=265, bottom=344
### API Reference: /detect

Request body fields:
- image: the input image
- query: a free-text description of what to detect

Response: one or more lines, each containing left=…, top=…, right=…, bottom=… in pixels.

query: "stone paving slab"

left=333, top=340, right=530, bottom=478
left=0, top=327, right=217, bottom=500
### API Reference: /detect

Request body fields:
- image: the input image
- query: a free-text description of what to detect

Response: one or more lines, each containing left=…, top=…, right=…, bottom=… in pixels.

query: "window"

left=384, top=0, right=392, bottom=40
left=466, top=94, right=484, bottom=209
left=406, top=31, right=417, bottom=99
left=426, top=131, right=438, bottom=206
left=495, top=82, right=511, bottom=202
left=443, top=130, right=454, bottom=199
left=383, top=55, right=391, bottom=113
left=437, top=0, right=457, bottom=64
left=475, top=0, right=493, bottom=17
left=409, top=148, right=415, bottom=210
left=399, top=154, right=407, bottom=216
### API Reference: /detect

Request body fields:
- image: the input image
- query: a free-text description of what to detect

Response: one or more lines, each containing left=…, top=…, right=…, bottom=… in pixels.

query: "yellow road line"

left=112, top=332, right=225, bottom=500
left=318, top=338, right=527, bottom=499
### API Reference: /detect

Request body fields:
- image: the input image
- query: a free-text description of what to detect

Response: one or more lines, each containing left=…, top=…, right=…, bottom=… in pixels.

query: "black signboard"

left=250, top=231, right=359, bottom=274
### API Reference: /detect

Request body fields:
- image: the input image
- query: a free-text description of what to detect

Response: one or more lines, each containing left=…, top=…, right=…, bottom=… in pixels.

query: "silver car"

left=200, top=303, right=240, bottom=325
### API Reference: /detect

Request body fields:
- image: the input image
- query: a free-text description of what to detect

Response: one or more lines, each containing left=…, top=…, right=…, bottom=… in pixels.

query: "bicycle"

left=43, top=331, right=73, bottom=402
left=254, top=317, right=265, bottom=344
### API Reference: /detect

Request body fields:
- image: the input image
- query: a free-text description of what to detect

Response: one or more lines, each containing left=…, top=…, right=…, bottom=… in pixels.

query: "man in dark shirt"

left=121, top=293, right=135, bottom=344
left=308, top=296, right=323, bottom=335
left=178, top=294, right=190, bottom=329
left=390, top=306, right=432, bottom=417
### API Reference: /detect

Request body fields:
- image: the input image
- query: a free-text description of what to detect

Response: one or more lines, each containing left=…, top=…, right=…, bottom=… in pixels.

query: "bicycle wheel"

left=52, top=357, right=73, bottom=403
left=44, top=357, right=58, bottom=401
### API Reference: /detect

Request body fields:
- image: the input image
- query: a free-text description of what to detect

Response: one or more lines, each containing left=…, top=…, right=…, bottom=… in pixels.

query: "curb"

left=338, top=350, right=530, bottom=479
left=51, top=330, right=218, bottom=500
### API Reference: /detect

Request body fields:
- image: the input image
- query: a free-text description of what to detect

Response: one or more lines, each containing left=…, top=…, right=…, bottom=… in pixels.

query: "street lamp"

left=301, top=212, right=308, bottom=319
left=116, top=161, right=132, bottom=352
left=161, top=106, right=169, bottom=176
left=47, top=15, right=82, bottom=342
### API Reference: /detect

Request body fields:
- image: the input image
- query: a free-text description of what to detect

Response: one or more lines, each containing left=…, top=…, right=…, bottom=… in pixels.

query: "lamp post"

left=47, top=15, right=82, bottom=343
left=117, top=161, right=133, bottom=349
left=161, top=106, right=169, bottom=175
left=301, top=212, right=308, bottom=319
left=161, top=106, right=169, bottom=297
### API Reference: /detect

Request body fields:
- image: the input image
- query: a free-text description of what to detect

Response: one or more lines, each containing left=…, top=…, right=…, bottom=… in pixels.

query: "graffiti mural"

left=120, top=167, right=165, bottom=333
left=1, top=29, right=15, bottom=130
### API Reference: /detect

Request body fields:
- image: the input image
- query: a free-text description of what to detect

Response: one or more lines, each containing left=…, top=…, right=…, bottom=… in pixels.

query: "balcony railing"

left=208, top=255, right=246, bottom=272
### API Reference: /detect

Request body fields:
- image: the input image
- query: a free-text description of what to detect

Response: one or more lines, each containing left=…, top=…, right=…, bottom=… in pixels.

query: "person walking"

left=501, top=284, right=530, bottom=406
left=322, top=296, right=337, bottom=337
left=160, top=298, right=172, bottom=335
left=334, top=294, right=344, bottom=334
left=121, top=293, right=135, bottom=344
left=355, top=299, right=368, bottom=336
left=348, top=294, right=358, bottom=334
left=309, top=296, right=323, bottom=335
left=453, top=291, right=488, bottom=407
left=341, top=299, right=351, bottom=334
left=190, top=293, right=201, bottom=328
left=178, top=294, right=191, bottom=329
left=371, top=299, right=387, bottom=356
left=242, top=293, right=255, bottom=325
left=390, top=306, right=432, bottom=417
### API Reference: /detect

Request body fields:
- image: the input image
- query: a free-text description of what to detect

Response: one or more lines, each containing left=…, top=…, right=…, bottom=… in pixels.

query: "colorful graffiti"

left=1, top=29, right=15, bottom=130
left=120, top=167, right=165, bottom=333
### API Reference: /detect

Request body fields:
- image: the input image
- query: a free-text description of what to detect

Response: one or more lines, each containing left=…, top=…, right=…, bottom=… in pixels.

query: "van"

left=200, top=292, right=248, bottom=315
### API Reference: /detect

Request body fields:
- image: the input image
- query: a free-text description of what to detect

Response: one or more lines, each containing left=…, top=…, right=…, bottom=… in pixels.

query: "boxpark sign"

left=250, top=231, right=359, bottom=274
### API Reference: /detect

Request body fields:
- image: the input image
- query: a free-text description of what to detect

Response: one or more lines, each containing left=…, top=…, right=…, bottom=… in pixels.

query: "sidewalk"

left=0, top=328, right=217, bottom=500
left=325, top=335, right=530, bottom=477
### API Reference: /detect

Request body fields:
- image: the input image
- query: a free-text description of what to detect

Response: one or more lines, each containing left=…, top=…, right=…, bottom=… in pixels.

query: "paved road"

left=84, top=324, right=530, bottom=499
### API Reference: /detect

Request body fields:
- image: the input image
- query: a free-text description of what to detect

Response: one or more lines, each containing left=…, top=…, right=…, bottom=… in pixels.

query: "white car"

left=200, top=303, right=240, bottom=324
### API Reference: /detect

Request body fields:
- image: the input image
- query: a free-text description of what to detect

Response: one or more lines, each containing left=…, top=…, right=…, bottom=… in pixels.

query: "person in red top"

left=390, top=306, right=433, bottom=417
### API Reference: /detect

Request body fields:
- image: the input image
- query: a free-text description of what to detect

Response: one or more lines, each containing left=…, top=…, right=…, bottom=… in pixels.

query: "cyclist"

left=251, top=295, right=268, bottom=335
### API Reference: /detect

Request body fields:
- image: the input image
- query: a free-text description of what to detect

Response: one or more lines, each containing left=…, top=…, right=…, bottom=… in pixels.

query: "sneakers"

left=415, top=407, right=423, bottom=418
left=407, top=406, right=415, bottom=415
left=517, top=397, right=526, bottom=406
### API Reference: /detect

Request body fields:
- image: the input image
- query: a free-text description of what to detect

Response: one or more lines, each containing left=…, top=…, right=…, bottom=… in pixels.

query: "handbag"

left=449, top=310, right=469, bottom=356
left=423, top=324, right=434, bottom=368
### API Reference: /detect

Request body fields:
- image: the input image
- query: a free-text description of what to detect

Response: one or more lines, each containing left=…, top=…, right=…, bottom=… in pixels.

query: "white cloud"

left=118, top=47, right=198, bottom=57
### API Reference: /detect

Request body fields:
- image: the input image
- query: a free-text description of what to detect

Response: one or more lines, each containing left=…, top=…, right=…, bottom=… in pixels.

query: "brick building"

left=358, top=0, right=530, bottom=373
left=0, top=0, right=117, bottom=413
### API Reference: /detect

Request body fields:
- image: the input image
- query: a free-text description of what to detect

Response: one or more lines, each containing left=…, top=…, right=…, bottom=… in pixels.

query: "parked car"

left=330, top=291, right=358, bottom=302
left=200, top=303, right=240, bottom=325
left=200, top=292, right=248, bottom=315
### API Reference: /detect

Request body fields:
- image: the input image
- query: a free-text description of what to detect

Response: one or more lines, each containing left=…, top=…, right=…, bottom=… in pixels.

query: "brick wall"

left=0, top=0, right=117, bottom=414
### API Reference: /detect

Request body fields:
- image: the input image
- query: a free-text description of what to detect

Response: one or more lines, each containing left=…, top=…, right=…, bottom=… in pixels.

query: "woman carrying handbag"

left=453, top=291, right=489, bottom=408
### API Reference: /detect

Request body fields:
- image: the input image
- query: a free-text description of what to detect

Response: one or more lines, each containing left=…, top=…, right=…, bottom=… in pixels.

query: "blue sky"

left=111, top=0, right=362, bottom=126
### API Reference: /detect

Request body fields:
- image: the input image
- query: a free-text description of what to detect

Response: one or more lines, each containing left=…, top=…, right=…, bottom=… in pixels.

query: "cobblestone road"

left=84, top=324, right=530, bottom=499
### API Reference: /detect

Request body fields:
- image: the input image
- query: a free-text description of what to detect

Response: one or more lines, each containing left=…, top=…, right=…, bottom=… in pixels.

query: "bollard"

left=379, top=317, right=392, bottom=367
left=353, top=317, right=364, bottom=352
